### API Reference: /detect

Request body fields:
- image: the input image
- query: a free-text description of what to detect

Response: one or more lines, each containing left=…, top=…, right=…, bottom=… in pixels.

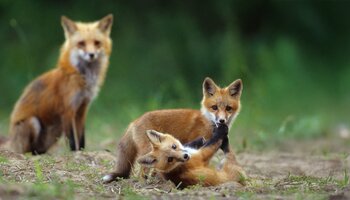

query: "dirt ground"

left=0, top=141, right=349, bottom=200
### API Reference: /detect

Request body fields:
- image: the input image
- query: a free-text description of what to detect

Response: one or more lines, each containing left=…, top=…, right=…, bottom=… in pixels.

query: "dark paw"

left=214, top=123, right=228, bottom=137
left=220, top=136, right=230, bottom=153
left=184, top=137, right=206, bottom=149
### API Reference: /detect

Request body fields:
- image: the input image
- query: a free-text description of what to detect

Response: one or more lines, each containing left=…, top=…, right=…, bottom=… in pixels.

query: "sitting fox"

left=1, top=14, right=113, bottom=154
left=137, top=124, right=246, bottom=188
left=103, top=77, right=243, bottom=183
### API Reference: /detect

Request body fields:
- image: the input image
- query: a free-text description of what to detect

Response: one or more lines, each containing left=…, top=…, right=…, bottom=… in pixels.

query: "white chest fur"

left=69, top=58, right=105, bottom=110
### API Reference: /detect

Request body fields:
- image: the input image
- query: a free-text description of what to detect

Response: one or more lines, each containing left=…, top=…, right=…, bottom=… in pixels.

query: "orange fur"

left=165, top=149, right=245, bottom=188
left=4, top=14, right=113, bottom=154
left=137, top=126, right=246, bottom=188
left=103, top=77, right=243, bottom=183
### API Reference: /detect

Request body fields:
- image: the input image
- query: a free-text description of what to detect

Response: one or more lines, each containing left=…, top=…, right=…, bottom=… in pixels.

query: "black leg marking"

left=79, top=128, right=85, bottom=150
left=220, top=136, right=230, bottom=153
left=31, top=119, right=47, bottom=155
left=204, top=124, right=228, bottom=147
left=184, top=137, right=205, bottom=149
left=69, top=127, right=85, bottom=151
left=69, top=128, right=78, bottom=151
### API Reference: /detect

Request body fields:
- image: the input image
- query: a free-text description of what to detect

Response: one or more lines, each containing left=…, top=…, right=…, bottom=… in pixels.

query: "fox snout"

left=218, top=118, right=226, bottom=124
left=183, top=152, right=190, bottom=160
left=214, top=114, right=228, bottom=126
left=88, top=52, right=96, bottom=60
left=78, top=49, right=99, bottom=62
left=179, top=150, right=190, bottom=162
left=216, top=110, right=230, bottom=125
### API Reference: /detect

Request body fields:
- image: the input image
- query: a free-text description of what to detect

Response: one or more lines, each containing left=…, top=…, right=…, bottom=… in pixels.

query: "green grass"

left=235, top=174, right=343, bottom=200
left=338, top=169, right=349, bottom=189
left=0, top=156, right=8, bottom=163
left=26, top=181, right=76, bottom=200
left=120, top=186, right=146, bottom=200
left=0, top=149, right=348, bottom=199
left=235, top=191, right=256, bottom=199
left=34, top=160, right=44, bottom=183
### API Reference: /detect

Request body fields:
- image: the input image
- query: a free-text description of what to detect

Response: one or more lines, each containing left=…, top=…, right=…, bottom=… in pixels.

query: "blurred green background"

left=0, top=0, right=349, bottom=151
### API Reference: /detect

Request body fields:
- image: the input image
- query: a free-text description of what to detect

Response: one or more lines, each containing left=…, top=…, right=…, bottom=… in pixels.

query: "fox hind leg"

left=9, top=117, right=41, bottom=154
left=32, top=122, right=62, bottom=155
left=220, top=150, right=247, bottom=185
left=103, top=133, right=137, bottom=183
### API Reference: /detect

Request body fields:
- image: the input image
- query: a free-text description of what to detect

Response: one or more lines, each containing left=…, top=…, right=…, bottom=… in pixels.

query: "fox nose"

left=219, top=119, right=226, bottom=124
left=183, top=153, right=189, bottom=160
left=89, top=53, right=95, bottom=60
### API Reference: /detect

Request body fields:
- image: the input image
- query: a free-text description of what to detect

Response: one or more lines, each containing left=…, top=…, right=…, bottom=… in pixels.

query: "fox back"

left=132, top=77, right=243, bottom=146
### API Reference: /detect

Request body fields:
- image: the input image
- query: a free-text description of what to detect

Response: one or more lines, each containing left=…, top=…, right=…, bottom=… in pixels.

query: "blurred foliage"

left=0, top=0, right=349, bottom=148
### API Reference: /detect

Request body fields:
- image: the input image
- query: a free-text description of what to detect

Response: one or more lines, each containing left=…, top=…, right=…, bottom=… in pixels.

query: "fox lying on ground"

left=0, top=14, right=113, bottom=154
left=103, top=77, right=243, bottom=183
left=137, top=124, right=246, bottom=188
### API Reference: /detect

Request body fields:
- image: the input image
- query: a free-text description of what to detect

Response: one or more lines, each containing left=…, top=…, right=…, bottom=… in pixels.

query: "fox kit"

left=3, top=14, right=113, bottom=154
left=103, top=77, right=243, bottom=183
left=137, top=124, right=246, bottom=188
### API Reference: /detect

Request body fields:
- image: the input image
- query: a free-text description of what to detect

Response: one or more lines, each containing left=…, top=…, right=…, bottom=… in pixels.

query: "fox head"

left=201, top=77, right=243, bottom=127
left=137, top=130, right=190, bottom=173
left=61, top=14, right=113, bottom=67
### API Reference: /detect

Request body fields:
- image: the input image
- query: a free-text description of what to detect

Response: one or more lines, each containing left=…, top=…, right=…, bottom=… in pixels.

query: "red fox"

left=137, top=124, right=246, bottom=188
left=103, top=77, right=243, bottom=183
left=1, top=14, right=113, bottom=154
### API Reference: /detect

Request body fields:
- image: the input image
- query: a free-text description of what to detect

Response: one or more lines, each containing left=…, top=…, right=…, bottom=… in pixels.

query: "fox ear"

left=98, top=14, right=113, bottom=35
left=146, top=130, right=165, bottom=146
left=137, top=153, right=157, bottom=166
left=228, top=79, right=243, bottom=98
left=203, top=77, right=217, bottom=96
left=61, top=16, right=77, bottom=38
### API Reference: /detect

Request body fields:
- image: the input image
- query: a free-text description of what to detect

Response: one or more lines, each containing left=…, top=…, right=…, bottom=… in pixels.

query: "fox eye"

left=211, top=105, right=218, bottom=110
left=94, top=40, right=101, bottom=47
left=226, top=106, right=232, bottom=111
left=167, top=157, right=174, bottom=162
left=171, top=144, right=177, bottom=150
left=77, top=41, right=85, bottom=48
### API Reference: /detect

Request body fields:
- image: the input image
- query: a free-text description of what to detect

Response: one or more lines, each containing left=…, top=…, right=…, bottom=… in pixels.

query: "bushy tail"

left=103, top=128, right=137, bottom=183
